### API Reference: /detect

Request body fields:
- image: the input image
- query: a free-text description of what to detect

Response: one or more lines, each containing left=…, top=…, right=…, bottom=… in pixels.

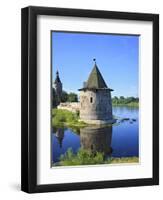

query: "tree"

left=52, top=88, right=58, bottom=107
left=119, top=96, right=125, bottom=104
left=67, top=93, right=78, bottom=102
left=61, top=91, right=68, bottom=102
left=112, top=96, right=118, bottom=104
left=120, top=96, right=125, bottom=100
left=114, top=96, right=118, bottom=100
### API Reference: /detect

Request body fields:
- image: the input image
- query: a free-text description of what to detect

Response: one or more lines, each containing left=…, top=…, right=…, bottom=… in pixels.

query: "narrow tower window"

left=90, top=97, right=93, bottom=103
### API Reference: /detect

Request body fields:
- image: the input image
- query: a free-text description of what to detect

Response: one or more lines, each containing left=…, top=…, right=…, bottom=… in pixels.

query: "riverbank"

left=112, top=102, right=139, bottom=107
left=52, top=148, right=139, bottom=166
left=52, top=108, right=117, bottom=127
left=52, top=108, right=87, bottom=128
left=52, top=108, right=137, bottom=128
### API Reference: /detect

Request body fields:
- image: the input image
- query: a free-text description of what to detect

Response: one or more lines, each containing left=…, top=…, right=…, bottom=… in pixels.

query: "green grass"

left=53, top=148, right=139, bottom=166
left=52, top=109, right=87, bottom=128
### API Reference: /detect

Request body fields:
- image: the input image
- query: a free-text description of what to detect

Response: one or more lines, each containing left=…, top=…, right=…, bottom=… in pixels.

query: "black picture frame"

left=21, top=6, right=159, bottom=193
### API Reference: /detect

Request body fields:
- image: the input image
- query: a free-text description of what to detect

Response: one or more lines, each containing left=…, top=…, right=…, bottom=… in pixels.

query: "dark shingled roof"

left=85, top=64, right=108, bottom=89
left=54, top=71, right=61, bottom=83
left=78, top=62, right=114, bottom=91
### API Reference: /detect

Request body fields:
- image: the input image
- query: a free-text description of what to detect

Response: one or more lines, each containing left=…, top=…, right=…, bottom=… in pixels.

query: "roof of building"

left=79, top=61, right=113, bottom=91
left=86, top=63, right=108, bottom=88
left=54, top=70, right=61, bottom=83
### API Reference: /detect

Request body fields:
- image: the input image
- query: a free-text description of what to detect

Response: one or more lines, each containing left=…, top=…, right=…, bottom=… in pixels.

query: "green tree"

left=119, top=96, right=125, bottom=104
left=61, top=91, right=68, bottom=102
left=114, top=96, right=118, bottom=100
left=112, top=96, right=118, bottom=104
left=67, top=93, right=78, bottom=102
left=120, top=96, right=125, bottom=100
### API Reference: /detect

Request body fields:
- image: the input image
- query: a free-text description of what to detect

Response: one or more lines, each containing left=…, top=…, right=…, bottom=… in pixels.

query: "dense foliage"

left=61, top=91, right=78, bottom=102
left=67, top=92, right=78, bottom=102
left=60, top=91, right=68, bottom=102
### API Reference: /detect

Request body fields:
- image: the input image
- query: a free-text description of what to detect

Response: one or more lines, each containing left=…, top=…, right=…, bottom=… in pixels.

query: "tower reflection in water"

left=80, top=126, right=113, bottom=157
left=54, top=126, right=113, bottom=157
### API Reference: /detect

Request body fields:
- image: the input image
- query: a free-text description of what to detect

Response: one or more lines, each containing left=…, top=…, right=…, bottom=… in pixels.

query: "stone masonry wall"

left=79, top=90, right=113, bottom=120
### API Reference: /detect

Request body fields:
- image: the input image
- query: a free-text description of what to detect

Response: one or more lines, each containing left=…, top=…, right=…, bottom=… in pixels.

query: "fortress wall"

left=57, top=102, right=80, bottom=113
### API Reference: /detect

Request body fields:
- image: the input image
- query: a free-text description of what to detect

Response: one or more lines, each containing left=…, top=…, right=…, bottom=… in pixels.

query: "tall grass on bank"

left=54, top=148, right=139, bottom=166
left=52, top=109, right=86, bottom=128
left=59, top=148, right=104, bottom=166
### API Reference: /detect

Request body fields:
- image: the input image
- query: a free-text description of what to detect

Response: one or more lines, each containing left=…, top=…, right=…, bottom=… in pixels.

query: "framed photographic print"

left=21, top=6, right=159, bottom=193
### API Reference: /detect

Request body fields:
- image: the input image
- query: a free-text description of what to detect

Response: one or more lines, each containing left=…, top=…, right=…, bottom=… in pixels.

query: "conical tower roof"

left=85, top=63, right=108, bottom=89
left=79, top=60, right=113, bottom=91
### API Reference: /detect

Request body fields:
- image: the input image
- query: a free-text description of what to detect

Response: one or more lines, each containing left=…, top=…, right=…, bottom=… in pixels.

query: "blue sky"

left=52, top=31, right=139, bottom=97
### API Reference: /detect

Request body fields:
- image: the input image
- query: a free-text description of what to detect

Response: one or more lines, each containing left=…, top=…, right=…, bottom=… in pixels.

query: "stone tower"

left=53, top=70, right=62, bottom=106
left=78, top=60, right=115, bottom=124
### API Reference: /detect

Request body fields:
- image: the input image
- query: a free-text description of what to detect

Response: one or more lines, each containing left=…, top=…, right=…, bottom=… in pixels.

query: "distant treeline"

left=112, top=96, right=139, bottom=107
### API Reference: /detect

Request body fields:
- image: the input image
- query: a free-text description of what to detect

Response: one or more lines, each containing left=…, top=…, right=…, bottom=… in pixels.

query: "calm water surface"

left=52, top=106, right=139, bottom=163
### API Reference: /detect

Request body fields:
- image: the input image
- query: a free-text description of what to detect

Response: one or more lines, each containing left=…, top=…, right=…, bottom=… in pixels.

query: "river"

left=52, top=106, right=139, bottom=163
